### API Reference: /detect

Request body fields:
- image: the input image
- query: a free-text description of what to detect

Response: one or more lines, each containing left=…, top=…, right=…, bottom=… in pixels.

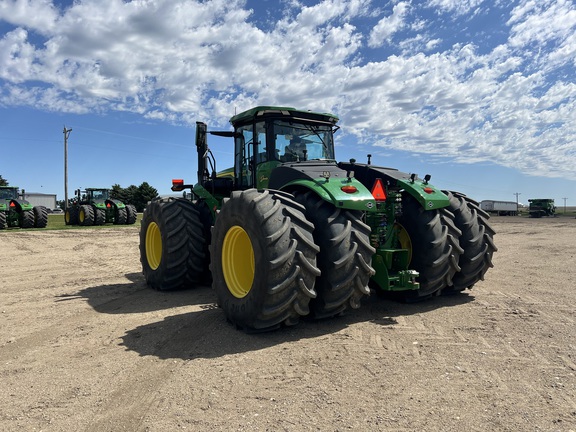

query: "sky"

left=0, top=0, right=575, bottom=208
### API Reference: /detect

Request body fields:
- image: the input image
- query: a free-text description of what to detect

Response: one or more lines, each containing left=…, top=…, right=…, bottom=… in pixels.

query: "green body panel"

left=256, top=161, right=376, bottom=210
left=396, top=178, right=449, bottom=210
left=280, top=177, right=376, bottom=211
left=192, top=184, right=221, bottom=218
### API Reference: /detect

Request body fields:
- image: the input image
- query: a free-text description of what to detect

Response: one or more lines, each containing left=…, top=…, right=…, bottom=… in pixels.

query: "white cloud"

left=368, top=2, right=409, bottom=48
left=0, top=0, right=58, bottom=34
left=426, top=0, right=486, bottom=16
left=0, top=0, right=574, bottom=179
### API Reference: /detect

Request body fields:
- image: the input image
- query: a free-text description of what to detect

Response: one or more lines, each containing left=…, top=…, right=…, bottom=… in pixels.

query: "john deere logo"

left=428, top=201, right=434, bottom=208
left=366, top=202, right=374, bottom=209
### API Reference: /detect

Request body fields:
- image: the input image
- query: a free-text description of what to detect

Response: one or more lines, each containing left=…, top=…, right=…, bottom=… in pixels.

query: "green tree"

left=110, top=182, right=159, bottom=212
left=0, top=175, right=8, bottom=186
left=134, top=182, right=158, bottom=212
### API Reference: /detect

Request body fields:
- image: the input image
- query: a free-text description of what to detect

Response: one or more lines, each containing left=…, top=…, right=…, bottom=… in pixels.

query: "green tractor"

left=0, top=186, right=48, bottom=230
left=140, top=106, right=497, bottom=332
left=528, top=198, right=555, bottom=218
left=65, top=188, right=137, bottom=226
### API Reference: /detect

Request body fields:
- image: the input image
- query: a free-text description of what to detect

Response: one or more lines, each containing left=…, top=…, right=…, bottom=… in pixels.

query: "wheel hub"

left=146, top=222, right=162, bottom=270
left=222, top=225, right=255, bottom=298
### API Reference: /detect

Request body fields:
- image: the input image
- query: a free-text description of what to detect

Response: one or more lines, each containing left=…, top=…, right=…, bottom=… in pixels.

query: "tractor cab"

left=0, top=186, right=19, bottom=201
left=230, top=106, right=338, bottom=190
left=190, top=107, right=340, bottom=199
left=86, top=188, right=110, bottom=202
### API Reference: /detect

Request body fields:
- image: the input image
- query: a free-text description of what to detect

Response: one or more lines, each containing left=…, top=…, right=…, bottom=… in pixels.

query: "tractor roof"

left=229, top=106, right=339, bottom=126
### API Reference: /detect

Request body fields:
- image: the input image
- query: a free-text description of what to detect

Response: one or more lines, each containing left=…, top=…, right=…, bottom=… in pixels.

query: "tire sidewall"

left=211, top=198, right=270, bottom=326
left=140, top=201, right=166, bottom=288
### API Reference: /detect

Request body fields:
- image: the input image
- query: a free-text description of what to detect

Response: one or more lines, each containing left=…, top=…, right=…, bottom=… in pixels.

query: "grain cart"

left=528, top=199, right=555, bottom=218
left=0, top=186, right=48, bottom=229
left=140, top=106, right=496, bottom=332
left=65, top=188, right=137, bottom=226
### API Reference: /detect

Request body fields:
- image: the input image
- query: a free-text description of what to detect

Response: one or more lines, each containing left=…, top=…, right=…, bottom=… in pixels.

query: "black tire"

left=396, top=194, right=463, bottom=300
left=114, top=206, right=127, bottom=224
left=94, top=208, right=105, bottom=225
left=0, top=211, right=6, bottom=229
left=125, top=204, right=137, bottom=224
left=65, top=207, right=78, bottom=225
left=442, top=191, right=497, bottom=293
left=293, top=190, right=375, bottom=318
left=79, top=205, right=94, bottom=226
left=22, top=210, right=35, bottom=228
left=195, top=200, right=214, bottom=283
left=140, top=198, right=207, bottom=291
left=210, top=189, right=320, bottom=332
left=33, top=206, right=48, bottom=228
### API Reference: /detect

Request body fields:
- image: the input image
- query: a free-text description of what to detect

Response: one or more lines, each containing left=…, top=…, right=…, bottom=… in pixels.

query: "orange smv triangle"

left=371, top=179, right=387, bottom=201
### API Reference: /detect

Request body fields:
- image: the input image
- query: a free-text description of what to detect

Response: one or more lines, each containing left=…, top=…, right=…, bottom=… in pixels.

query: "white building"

left=21, top=192, right=57, bottom=210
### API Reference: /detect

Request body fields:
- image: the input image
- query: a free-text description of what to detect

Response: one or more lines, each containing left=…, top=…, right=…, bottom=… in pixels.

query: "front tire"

left=65, top=207, right=78, bottom=225
left=140, top=198, right=207, bottom=291
left=79, top=205, right=94, bottom=226
left=210, top=189, right=320, bottom=332
left=294, top=191, right=375, bottom=318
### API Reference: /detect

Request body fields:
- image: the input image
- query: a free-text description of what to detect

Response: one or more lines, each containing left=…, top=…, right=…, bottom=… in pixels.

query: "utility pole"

left=513, top=192, right=521, bottom=212
left=63, top=127, right=72, bottom=211
left=562, top=197, right=568, bottom=214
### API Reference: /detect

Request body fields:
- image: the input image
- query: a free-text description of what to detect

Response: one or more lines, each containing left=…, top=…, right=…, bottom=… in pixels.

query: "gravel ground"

left=1, top=216, right=575, bottom=431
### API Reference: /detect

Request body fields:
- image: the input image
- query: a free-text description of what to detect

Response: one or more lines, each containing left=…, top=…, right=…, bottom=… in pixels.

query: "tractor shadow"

left=118, top=288, right=475, bottom=361
left=54, top=272, right=217, bottom=315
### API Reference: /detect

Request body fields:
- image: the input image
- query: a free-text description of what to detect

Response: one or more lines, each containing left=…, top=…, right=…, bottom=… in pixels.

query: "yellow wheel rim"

left=146, top=222, right=162, bottom=270
left=222, top=225, right=255, bottom=298
left=65, top=211, right=70, bottom=224
left=395, top=223, right=413, bottom=263
left=79, top=209, right=85, bottom=223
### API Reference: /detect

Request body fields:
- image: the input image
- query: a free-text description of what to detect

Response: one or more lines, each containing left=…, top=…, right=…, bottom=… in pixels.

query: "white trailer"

left=480, top=200, right=518, bottom=216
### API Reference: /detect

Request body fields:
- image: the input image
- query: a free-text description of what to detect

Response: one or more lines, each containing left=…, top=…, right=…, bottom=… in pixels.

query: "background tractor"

left=140, top=106, right=497, bottom=332
left=528, top=198, right=555, bottom=218
left=0, top=186, right=48, bottom=230
left=65, top=188, right=137, bottom=226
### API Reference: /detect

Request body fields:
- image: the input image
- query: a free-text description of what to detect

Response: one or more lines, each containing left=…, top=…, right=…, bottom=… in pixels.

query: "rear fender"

left=9, top=199, right=33, bottom=212
left=337, top=162, right=449, bottom=210
left=106, top=199, right=126, bottom=209
left=396, top=179, right=449, bottom=210
left=281, top=177, right=376, bottom=212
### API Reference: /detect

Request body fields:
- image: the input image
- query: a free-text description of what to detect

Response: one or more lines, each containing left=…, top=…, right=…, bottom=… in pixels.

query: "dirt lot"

left=1, top=216, right=575, bottom=432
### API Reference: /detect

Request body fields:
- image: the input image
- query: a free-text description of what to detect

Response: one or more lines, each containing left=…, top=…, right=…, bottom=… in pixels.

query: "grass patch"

left=45, top=213, right=142, bottom=230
